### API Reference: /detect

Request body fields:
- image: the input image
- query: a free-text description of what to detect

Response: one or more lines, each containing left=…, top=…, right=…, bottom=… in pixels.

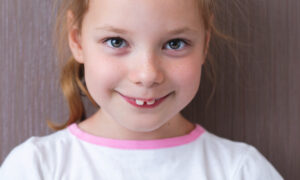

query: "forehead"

left=84, top=0, right=204, bottom=33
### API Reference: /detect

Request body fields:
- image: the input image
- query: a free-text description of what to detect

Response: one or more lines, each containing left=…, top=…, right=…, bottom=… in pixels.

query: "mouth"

left=119, top=92, right=173, bottom=109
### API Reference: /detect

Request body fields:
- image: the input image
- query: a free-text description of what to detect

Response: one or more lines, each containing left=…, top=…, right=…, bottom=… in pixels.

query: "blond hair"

left=48, top=0, right=236, bottom=130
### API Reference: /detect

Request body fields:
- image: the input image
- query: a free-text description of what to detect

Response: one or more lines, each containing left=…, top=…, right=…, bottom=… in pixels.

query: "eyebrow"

left=95, top=25, right=199, bottom=35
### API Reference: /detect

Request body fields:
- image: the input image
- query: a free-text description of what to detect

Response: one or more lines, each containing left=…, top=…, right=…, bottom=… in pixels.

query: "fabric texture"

left=0, top=123, right=284, bottom=180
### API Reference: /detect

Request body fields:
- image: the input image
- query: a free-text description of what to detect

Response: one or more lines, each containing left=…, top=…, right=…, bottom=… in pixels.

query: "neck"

left=78, top=109, right=195, bottom=140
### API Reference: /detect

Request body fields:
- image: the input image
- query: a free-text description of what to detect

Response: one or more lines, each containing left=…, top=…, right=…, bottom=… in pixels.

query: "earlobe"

left=67, top=10, right=84, bottom=64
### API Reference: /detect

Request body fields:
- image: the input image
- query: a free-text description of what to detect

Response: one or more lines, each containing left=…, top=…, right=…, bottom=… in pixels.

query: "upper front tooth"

left=135, top=99, right=144, bottom=105
left=146, top=100, right=155, bottom=105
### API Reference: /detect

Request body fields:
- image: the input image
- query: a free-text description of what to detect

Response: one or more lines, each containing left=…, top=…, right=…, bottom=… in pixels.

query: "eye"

left=103, top=37, right=127, bottom=48
left=102, top=37, right=189, bottom=51
left=165, top=39, right=189, bottom=50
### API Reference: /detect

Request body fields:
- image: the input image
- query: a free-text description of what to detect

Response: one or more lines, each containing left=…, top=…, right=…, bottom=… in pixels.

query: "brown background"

left=0, top=0, right=299, bottom=179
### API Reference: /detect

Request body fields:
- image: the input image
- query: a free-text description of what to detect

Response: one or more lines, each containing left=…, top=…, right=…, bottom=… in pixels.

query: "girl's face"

left=69, top=0, right=210, bottom=135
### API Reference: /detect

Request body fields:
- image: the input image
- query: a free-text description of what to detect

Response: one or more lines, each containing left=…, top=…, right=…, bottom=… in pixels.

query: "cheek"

left=81, top=35, right=125, bottom=85
left=180, top=65, right=202, bottom=98
left=171, top=58, right=203, bottom=89
left=83, top=55, right=126, bottom=101
left=168, top=57, right=203, bottom=103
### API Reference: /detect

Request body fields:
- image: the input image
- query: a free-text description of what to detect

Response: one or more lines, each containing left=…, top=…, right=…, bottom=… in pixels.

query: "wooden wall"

left=1, top=0, right=299, bottom=179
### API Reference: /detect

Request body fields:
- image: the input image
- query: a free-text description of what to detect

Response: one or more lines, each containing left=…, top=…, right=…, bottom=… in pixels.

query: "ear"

left=203, top=14, right=214, bottom=58
left=67, top=10, right=84, bottom=63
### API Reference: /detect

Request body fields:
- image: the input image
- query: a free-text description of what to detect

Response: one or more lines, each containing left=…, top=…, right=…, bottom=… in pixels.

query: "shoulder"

left=26, top=128, right=73, bottom=152
left=0, top=128, right=72, bottom=179
left=14, top=128, right=73, bottom=159
left=231, top=144, right=284, bottom=180
left=199, top=131, right=252, bottom=159
left=197, top=130, right=284, bottom=180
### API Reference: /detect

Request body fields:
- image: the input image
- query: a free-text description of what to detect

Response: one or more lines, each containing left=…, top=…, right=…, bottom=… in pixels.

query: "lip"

left=119, top=92, right=172, bottom=109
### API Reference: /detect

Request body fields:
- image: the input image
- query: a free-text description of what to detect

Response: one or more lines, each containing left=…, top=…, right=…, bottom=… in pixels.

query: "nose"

left=128, top=53, right=164, bottom=88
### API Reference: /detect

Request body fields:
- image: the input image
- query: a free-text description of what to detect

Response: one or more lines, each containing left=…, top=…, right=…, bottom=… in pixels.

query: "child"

left=0, top=0, right=284, bottom=179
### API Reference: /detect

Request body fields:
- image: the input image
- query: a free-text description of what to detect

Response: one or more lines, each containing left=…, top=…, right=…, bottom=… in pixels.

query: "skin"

left=68, top=0, right=211, bottom=140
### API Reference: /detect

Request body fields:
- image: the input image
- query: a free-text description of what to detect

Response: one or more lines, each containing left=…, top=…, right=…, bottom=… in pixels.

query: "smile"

left=119, top=92, right=172, bottom=108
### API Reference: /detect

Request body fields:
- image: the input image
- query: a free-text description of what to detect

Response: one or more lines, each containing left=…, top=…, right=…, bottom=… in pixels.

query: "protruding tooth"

left=146, top=100, right=155, bottom=105
left=135, top=99, right=144, bottom=105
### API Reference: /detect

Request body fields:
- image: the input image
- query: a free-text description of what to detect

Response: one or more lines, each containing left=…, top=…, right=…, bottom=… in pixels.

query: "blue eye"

left=165, top=39, right=188, bottom=50
left=103, top=37, right=189, bottom=51
left=104, top=37, right=127, bottom=48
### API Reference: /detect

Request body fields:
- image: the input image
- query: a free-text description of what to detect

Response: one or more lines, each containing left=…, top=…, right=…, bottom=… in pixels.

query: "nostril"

left=127, top=60, right=165, bottom=87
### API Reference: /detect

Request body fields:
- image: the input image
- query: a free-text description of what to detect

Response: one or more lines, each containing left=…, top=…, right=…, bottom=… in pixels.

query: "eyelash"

left=102, top=37, right=190, bottom=51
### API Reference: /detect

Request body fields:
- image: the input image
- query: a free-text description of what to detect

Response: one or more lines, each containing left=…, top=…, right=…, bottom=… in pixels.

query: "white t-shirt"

left=0, top=123, right=284, bottom=180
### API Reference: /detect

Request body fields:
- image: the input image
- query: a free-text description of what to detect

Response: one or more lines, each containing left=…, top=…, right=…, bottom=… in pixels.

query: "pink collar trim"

left=67, top=123, right=205, bottom=150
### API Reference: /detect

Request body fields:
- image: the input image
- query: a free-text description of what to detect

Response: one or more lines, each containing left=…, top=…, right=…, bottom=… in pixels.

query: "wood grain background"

left=0, top=0, right=299, bottom=179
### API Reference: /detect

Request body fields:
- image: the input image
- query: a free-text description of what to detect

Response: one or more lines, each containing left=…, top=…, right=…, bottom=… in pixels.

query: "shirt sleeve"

left=0, top=138, right=44, bottom=180
left=232, top=146, right=284, bottom=180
